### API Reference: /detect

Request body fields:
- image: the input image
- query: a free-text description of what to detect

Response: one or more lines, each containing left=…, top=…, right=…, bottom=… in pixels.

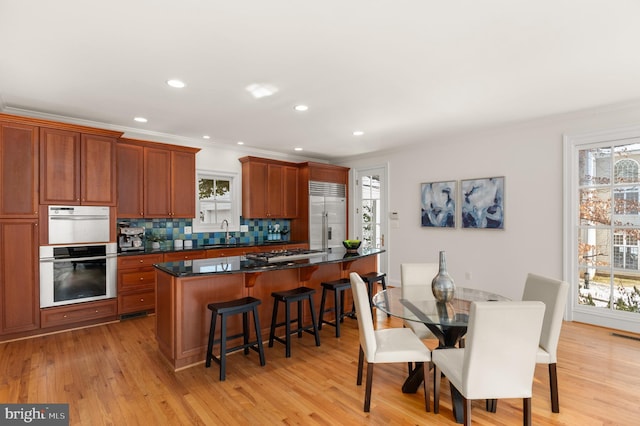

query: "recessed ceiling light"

left=353, top=130, right=364, bottom=136
left=202, top=135, right=210, bottom=139
left=294, top=105, right=309, bottom=112
left=237, top=141, right=244, bottom=145
left=245, top=83, right=278, bottom=99
left=294, top=147, right=303, bottom=151
left=167, top=79, right=186, bottom=88
left=134, top=117, right=148, bottom=123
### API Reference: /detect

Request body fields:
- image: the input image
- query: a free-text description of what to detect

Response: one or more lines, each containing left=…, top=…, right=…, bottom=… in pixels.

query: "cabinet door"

left=267, top=164, right=284, bottom=217
left=0, top=121, right=38, bottom=217
left=117, top=143, right=144, bottom=217
left=40, top=127, right=80, bottom=204
left=283, top=166, right=298, bottom=218
left=242, top=161, right=268, bottom=218
left=144, top=147, right=171, bottom=217
left=0, top=219, right=39, bottom=334
left=171, top=150, right=196, bottom=218
left=81, top=134, right=116, bottom=205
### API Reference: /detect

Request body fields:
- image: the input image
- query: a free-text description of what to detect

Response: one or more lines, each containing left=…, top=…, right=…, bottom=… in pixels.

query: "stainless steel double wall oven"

left=39, top=206, right=116, bottom=308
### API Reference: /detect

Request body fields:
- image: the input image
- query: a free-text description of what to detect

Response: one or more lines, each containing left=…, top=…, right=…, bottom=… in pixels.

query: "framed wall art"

left=460, top=176, right=504, bottom=229
left=421, top=180, right=456, bottom=228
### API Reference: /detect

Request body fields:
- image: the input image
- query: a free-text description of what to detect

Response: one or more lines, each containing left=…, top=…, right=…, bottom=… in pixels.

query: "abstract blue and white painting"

left=421, top=181, right=456, bottom=228
left=461, top=177, right=504, bottom=229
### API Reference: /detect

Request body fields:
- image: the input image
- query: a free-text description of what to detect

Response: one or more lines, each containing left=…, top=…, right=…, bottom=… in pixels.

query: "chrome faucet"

left=221, top=219, right=230, bottom=244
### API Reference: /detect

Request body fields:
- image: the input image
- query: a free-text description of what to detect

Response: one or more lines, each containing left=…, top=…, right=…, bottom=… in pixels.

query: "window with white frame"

left=193, top=170, right=239, bottom=232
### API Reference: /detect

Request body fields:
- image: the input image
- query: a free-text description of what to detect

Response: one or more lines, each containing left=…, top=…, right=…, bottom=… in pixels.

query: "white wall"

left=339, top=102, right=640, bottom=300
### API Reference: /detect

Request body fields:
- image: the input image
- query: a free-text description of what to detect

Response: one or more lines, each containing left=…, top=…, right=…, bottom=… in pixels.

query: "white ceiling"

left=2, top=0, right=640, bottom=161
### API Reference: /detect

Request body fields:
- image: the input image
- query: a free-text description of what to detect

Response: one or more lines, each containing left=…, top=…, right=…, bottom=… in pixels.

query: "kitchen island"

left=154, top=248, right=384, bottom=370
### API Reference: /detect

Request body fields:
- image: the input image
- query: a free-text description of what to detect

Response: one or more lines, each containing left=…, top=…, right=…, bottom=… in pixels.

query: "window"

left=193, top=170, right=239, bottom=232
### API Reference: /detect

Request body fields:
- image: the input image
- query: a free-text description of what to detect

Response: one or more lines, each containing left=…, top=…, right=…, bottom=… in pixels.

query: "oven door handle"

left=45, top=256, right=108, bottom=263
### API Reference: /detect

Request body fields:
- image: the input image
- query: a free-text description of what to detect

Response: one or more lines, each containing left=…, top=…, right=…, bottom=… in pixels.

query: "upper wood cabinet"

left=116, top=143, right=144, bottom=217
left=0, top=121, right=38, bottom=217
left=118, top=138, right=200, bottom=218
left=240, top=156, right=299, bottom=219
left=40, top=128, right=117, bottom=205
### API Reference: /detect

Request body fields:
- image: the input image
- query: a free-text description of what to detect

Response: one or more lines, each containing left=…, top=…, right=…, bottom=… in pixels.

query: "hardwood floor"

left=1, top=309, right=639, bottom=425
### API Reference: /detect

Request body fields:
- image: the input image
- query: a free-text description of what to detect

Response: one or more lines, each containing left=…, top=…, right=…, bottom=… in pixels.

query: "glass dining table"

left=372, top=286, right=510, bottom=423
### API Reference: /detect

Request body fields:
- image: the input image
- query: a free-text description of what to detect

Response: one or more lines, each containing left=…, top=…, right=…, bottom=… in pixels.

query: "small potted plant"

left=147, top=232, right=166, bottom=250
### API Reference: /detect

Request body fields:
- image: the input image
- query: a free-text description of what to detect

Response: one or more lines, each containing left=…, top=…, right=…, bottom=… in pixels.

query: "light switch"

left=240, top=225, right=249, bottom=232
left=184, top=226, right=192, bottom=235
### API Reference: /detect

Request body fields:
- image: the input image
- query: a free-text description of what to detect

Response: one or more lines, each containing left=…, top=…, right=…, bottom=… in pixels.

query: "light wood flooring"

left=1, top=308, right=639, bottom=425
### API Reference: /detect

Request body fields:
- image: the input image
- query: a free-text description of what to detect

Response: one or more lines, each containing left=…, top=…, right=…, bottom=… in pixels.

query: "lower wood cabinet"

left=40, top=299, right=117, bottom=329
left=117, top=253, right=163, bottom=315
left=0, top=219, right=39, bottom=336
left=163, top=250, right=206, bottom=262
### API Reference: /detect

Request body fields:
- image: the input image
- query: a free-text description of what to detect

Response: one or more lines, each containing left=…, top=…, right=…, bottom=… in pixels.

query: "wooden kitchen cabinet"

left=118, top=138, right=199, bottom=218
left=40, top=127, right=118, bottom=206
left=240, top=156, right=299, bottom=219
left=163, top=250, right=206, bottom=262
left=116, top=143, right=144, bottom=217
left=41, top=299, right=117, bottom=329
left=0, top=219, right=39, bottom=335
left=117, top=253, right=163, bottom=315
left=205, top=246, right=258, bottom=258
left=0, top=121, right=38, bottom=217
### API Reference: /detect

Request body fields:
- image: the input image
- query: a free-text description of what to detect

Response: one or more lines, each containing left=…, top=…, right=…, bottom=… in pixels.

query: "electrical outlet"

left=184, top=226, right=192, bottom=235
left=240, top=225, right=249, bottom=232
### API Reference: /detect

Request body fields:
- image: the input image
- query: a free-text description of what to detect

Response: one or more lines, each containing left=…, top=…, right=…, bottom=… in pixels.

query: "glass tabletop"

left=372, top=286, right=510, bottom=327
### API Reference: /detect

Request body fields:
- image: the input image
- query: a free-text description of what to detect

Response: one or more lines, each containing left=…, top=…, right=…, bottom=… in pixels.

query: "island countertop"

left=153, top=247, right=384, bottom=277
left=154, top=246, right=384, bottom=370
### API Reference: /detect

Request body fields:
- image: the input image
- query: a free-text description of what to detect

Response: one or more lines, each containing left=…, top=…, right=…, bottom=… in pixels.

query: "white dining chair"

left=400, top=263, right=439, bottom=340
left=522, top=273, right=569, bottom=413
left=432, top=301, right=545, bottom=426
left=349, top=272, right=432, bottom=413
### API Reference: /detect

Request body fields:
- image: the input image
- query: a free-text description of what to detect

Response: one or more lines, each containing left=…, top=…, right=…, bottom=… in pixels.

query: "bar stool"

left=268, top=287, right=321, bottom=357
left=319, top=278, right=356, bottom=337
left=360, top=272, right=390, bottom=317
left=205, top=296, right=266, bottom=381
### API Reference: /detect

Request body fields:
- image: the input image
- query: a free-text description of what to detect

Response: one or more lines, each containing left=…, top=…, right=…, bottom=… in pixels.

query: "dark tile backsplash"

left=117, top=217, right=291, bottom=249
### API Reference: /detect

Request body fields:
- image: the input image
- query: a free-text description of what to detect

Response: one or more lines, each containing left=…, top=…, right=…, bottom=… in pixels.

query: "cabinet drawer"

left=119, top=290, right=155, bottom=314
left=206, top=246, right=258, bottom=258
left=163, top=250, right=206, bottom=262
left=118, top=253, right=163, bottom=269
left=120, top=269, right=156, bottom=290
left=41, top=299, right=117, bottom=328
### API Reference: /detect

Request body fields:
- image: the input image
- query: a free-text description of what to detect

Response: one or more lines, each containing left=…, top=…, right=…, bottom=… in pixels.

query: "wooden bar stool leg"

left=205, top=309, right=217, bottom=368
left=318, top=287, right=328, bottom=330
left=285, top=299, right=292, bottom=358
left=308, top=295, right=321, bottom=346
left=252, top=306, right=266, bottom=366
left=219, top=314, right=228, bottom=381
left=334, top=287, right=342, bottom=337
left=269, top=298, right=279, bottom=348
left=242, top=311, right=250, bottom=355
left=297, top=299, right=304, bottom=338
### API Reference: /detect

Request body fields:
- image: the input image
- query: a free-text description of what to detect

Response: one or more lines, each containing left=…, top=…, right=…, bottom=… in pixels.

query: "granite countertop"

left=153, top=247, right=385, bottom=277
left=118, top=240, right=306, bottom=256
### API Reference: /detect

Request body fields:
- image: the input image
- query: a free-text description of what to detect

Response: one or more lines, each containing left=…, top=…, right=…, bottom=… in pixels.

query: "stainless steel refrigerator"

left=309, top=181, right=347, bottom=251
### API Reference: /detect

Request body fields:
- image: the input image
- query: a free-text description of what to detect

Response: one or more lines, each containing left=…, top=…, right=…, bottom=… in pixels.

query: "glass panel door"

left=576, top=142, right=640, bottom=319
left=354, top=165, right=388, bottom=274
